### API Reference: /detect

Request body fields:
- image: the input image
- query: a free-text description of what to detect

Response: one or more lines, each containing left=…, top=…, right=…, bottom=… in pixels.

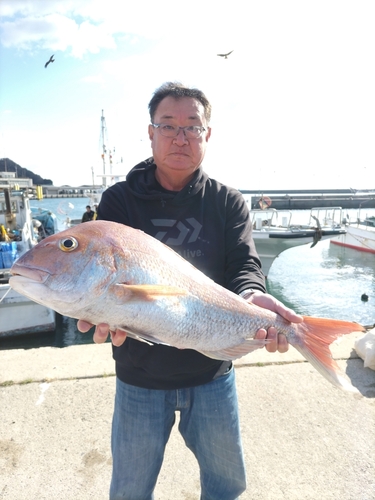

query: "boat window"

left=0, top=201, right=19, bottom=214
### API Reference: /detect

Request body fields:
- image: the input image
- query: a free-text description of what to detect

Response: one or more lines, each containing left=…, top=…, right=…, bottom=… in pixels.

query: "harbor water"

left=1, top=197, right=374, bottom=350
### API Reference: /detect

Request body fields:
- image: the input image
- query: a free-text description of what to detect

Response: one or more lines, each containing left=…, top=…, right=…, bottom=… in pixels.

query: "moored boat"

left=0, top=187, right=57, bottom=337
left=250, top=206, right=346, bottom=276
left=331, top=212, right=375, bottom=254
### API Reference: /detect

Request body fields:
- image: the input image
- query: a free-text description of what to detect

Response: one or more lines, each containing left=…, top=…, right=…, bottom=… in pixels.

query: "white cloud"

left=0, top=0, right=244, bottom=56
left=0, top=12, right=119, bottom=57
left=69, top=20, right=117, bottom=57
left=0, top=0, right=88, bottom=18
left=1, top=14, right=73, bottom=49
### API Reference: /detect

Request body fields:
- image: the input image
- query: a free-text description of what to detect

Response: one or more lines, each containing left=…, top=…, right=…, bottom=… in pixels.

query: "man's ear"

left=205, top=126, right=212, bottom=142
left=148, top=124, right=154, bottom=140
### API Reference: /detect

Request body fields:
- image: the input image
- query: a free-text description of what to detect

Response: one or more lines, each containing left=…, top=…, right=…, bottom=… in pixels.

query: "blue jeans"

left=110, top=367, right=246, bottom=500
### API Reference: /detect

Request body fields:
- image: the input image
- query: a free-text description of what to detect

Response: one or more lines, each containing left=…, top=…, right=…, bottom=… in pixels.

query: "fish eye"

left=59, top=236, right=79, bottom=252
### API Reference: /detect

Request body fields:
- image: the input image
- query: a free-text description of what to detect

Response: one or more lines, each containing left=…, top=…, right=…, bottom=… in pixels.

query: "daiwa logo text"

left=151, top=218, right=202, bottom=246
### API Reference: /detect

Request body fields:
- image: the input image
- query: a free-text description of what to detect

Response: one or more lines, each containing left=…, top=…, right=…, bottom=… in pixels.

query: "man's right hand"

left=77, top=320, right=128, bottom=346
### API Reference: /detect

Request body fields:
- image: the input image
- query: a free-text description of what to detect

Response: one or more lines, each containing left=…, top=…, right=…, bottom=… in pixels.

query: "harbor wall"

left=30, top=186, right=375, bottom=209
left=241, top=189, right=375, bottom=210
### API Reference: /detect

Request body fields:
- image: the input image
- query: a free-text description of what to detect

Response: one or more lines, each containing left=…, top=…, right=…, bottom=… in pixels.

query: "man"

left=78, top=82, right=302, bottom=499
left=81, top=205, right=95, bottom=223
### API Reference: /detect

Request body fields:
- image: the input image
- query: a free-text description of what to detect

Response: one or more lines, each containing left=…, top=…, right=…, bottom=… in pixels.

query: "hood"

left=125, top=157, right=208, bottom=205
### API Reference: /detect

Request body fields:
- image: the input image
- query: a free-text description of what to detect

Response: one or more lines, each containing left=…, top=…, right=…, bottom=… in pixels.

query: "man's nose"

left=173, top=128, right=188, bottom=145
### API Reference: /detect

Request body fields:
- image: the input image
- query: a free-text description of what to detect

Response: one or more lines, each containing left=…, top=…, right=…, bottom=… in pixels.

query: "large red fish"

left=10, top=221, right=364, bottom=392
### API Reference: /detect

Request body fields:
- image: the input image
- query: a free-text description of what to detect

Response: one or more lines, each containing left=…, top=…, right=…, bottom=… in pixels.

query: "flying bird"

left=44, top=55, right=55, bottom=68
left=217, top=50, right=234, bottom=59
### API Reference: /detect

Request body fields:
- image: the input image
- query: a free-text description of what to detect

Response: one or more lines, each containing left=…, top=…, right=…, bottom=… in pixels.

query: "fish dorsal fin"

left=113, top=284, right=188, bottom=302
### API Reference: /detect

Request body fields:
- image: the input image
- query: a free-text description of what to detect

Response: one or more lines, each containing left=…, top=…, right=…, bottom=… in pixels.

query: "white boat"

left=250, top=207, right=346, bottom=276
left=0, top=187, right=57, bottom=337
left=330, top=211, right=375, bottom=254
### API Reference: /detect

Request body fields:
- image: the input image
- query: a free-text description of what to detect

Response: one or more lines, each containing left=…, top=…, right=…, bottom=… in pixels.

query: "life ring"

left=258, top=196, right=272, bottom=210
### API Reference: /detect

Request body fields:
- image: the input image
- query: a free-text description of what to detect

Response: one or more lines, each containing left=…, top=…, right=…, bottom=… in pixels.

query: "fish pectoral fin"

left=199, top=338, right=269, bottom=361
left=113, top=284, right=188, bottom=302
left=121, top=327, right=170, bottom=346
left=127, top=334, right=154, bottom=345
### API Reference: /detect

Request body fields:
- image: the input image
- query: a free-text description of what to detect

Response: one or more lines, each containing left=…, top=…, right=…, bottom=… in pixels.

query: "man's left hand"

left=247, top=292, right=303, bottom=353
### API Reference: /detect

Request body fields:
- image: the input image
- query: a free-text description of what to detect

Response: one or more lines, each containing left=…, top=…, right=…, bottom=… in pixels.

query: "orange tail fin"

left=290, top=316, right=365, bottom=392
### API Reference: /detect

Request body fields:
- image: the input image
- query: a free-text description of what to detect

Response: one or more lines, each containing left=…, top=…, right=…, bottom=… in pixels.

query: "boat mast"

left=99, top=110, right=115, bottom=188
left=101, top=110, right=107, bottom=188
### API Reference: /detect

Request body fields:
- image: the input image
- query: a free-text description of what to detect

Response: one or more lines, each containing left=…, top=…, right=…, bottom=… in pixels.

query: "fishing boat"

left=330, top=210, right=375, bottom=254
left=250, top=206, right=346, bottom=276
left=0, top=187, right=57, bottom=337
left=65, top=110, right=124, bottom=227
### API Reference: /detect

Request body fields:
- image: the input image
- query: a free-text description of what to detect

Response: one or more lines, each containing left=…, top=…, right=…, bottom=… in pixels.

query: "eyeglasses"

left=151, top=123, right=207, bottom=139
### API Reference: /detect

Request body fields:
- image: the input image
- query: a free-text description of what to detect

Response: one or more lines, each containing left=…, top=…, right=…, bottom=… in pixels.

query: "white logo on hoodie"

left=151, top=218, right=202, bottom=245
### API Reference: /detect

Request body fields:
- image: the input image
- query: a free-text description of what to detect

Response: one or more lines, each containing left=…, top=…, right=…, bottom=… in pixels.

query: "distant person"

left=81, top=205, right=95, bottom=223
left=93, top=204, right=98, bottom=220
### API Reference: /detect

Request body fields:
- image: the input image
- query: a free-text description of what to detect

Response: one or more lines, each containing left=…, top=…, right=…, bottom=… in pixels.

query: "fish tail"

left=290, top=316, right=365, bottom=392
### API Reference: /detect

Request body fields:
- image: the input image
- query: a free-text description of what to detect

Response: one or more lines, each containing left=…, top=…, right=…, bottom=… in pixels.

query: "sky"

left=0, top=0, right=374, bottom=190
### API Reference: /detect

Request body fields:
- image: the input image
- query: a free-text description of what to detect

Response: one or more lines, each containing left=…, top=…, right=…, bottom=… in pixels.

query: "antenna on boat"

left=101, top=110, right=107, bottom=188
left=100, top=110, right=116, bottom=187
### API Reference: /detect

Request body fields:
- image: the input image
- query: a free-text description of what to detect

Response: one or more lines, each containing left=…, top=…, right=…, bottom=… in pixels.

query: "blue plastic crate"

left=2, top=251, right=18, bottom=268
left=0, top=241, right=17, bottom=252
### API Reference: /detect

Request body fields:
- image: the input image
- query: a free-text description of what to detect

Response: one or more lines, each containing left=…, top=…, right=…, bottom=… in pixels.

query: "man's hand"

left=248, top=292, right=303, bottom=353
left=77, top=320, right=127, bottom=346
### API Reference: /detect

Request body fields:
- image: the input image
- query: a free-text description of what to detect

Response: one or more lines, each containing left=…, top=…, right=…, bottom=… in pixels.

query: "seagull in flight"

left=44, top=55, right=55, bottom=68
left=217, top=50, right=234, bottom=59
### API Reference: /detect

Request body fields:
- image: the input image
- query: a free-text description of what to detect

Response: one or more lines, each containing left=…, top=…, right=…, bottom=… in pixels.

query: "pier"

left=0, top=334, right=374, bottom=499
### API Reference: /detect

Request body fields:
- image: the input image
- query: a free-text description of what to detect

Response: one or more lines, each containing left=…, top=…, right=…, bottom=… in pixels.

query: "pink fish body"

left=10, top=221, right=364, bottom=392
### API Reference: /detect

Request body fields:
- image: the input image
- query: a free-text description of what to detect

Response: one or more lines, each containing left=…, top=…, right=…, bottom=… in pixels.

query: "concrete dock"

left=0, top=331, right=374, bottom=499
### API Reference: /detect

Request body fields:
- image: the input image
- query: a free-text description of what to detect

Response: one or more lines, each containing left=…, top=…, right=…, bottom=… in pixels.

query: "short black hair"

left=148, top=82, right=212, bottom=124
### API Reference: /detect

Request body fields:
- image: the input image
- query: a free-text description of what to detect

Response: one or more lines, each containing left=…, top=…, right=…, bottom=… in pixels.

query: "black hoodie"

left=97, top=158, right=266, bottom=390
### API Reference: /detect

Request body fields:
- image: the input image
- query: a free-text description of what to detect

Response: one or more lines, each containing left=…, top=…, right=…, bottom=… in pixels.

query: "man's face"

left=148, top=96, right=211, bottom=182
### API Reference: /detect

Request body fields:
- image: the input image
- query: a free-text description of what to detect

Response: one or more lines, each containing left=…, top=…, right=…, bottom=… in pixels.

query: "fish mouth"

left=10, top=264, right=50, bottom=283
